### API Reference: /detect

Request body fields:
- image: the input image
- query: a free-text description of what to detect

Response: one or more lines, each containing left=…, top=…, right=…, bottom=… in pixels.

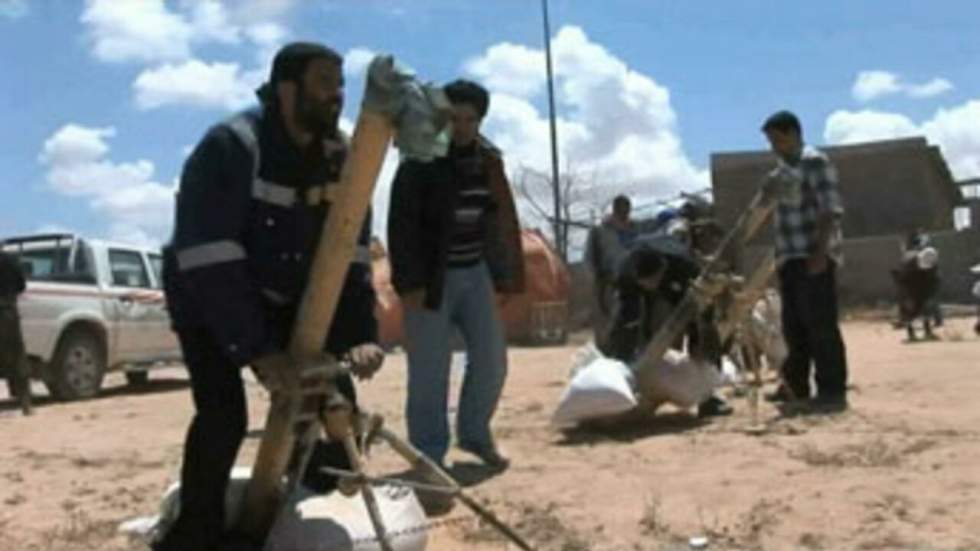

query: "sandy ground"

left=2, top=317, right=980, bottom=551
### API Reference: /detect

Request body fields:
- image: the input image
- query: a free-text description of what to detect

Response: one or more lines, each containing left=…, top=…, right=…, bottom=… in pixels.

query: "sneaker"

left=458, top=440, right=510, bottom=469
left=697, top=396, right=734, bottom=418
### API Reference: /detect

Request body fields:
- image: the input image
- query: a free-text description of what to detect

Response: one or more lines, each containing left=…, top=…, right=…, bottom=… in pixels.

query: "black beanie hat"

left=256, top=41, right=342, bottom=104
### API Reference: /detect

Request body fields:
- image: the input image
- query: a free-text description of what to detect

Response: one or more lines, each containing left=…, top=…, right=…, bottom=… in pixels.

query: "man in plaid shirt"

left=761, top=111, right=848, bottom=412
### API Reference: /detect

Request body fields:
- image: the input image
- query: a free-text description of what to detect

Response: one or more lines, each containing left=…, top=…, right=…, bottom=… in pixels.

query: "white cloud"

left=0, top=0, right=28, bottom=18
left=81, top=0, right=193, bottom=63
left=246, top=22, right=289, bottom=70
left=185, top=0, right=241, bottom=45
left=81, top=0, right=293, bottom=64
left=345, top=47, right=376, bottom=79
left=852, top=71, right=901, bottom=102
left=464, top=42, right=546, bottom=98
left=457, top=26, right=708, bottom=255
left=851, top=70, right=954, bottom=102
left=133, top=59, right=258, bottom=111
left=921, top=100, right=980, bottom=179
left=907, top=78, right=954, bottom=99
left=80, top=0, right=300, bottom=110
left=823, top=110, right=918, bottom=145
left=223, top=0, right=297, bottom=24
left=38, top=124, right=175, bottom=245
left=467, top=26, right=707, bottom=213
left=824, top=100, right=980, bottom=180
left=370, top=148, right=402, bottom=242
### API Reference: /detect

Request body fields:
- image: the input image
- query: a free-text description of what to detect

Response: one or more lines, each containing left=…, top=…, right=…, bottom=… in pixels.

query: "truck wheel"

left=46, top=329, right=106, bottom=401
left=125, top=371, right=149, bottom=387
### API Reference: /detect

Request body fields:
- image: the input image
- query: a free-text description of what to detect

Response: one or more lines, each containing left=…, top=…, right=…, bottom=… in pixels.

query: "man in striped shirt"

left=388, top=79, right=525, bottom=481
left=762, top=110, right=848, bottom=413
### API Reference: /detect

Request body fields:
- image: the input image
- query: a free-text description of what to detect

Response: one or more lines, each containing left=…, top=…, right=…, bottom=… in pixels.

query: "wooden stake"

left=238, top=110, right=394, bottom=538
left=373, top=426, right=536, bottom=551
left=635, top=189, right=776, bottom=391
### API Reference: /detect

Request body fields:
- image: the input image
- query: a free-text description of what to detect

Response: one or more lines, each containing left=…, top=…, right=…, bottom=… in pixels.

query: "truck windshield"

left=0, top=236, right=96, bottom=284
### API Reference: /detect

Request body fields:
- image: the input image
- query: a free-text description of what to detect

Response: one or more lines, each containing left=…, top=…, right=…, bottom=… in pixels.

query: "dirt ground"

left=2, top=317, right=980, bottom=551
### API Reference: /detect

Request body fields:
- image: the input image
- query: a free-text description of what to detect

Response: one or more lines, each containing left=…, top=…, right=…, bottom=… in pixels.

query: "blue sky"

left=2, top=0, right=979, bottom=246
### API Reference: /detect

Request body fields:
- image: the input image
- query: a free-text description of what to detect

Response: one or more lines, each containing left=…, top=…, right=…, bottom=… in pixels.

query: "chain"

left=314, top=466, right=494, bottom=548
left=349, top=514, right=475, bottom=548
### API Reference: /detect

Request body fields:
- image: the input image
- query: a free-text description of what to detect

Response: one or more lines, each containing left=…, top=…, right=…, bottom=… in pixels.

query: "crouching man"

left=605, top=235, right=733, bottom=418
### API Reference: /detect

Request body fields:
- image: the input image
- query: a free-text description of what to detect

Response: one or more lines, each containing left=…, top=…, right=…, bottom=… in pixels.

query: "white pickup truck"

left=1, top=233, right=181, bottom=400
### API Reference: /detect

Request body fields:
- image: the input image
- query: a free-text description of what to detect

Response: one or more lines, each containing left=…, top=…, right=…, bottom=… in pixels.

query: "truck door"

left=145, top=252, right=179, bottom=359
left=106, top=248, right=157, bottom=362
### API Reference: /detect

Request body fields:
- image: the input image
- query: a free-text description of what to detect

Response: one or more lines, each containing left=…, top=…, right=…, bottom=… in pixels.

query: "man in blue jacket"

left=158, top=42, right=384, bottom=551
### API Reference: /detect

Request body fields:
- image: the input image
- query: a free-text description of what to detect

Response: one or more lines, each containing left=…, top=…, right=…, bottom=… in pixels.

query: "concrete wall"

left=711, top=138, right=960, bottom=245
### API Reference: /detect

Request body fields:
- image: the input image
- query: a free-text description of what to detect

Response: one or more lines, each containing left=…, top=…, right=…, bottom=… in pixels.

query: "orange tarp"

left=370, top=229, right=570, bottom=347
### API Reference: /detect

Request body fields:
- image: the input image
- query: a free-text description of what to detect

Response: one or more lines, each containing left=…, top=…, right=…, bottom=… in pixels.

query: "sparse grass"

left=739, top=498, right=781, bottom=548
left=462, top=500, right=592, bottom=551
left=639, top=496, right=666, bottom=537
left=857, top=531, right=915, bottom=550
left=791, top=438, right=903, bottom=468
left=38, top=509, right=125, bottom=551
left=799, top=531, right=825, bottom=549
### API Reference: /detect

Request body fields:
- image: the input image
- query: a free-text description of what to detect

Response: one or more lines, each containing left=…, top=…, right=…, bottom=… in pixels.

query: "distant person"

left=0, top=249, right=32, bottom=416
left=585, top=195, right=638, bottom=349
left=892, top=228, right=942, bottom=340
left=761, top=110, right=848, bottom=413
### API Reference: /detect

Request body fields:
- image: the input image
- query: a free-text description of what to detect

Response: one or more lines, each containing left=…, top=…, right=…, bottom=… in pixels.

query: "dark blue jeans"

left=778, top=259, right=848, bottom=399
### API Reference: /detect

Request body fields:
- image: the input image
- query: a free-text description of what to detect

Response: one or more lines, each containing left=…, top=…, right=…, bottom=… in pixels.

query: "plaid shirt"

left=770, top=145, right=844, bottom=266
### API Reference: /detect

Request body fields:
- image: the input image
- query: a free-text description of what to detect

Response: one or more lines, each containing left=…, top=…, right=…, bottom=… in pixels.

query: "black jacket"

left=386, top=139, right=525, bottom=310
left=163, top=107, right=377, bottom=366
left=0, top=251, right=26, bottom=300
left=615, top=235, right=701, bottom=305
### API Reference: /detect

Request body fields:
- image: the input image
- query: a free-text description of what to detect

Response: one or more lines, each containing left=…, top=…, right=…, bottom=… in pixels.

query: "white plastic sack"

left=751, top=291, right=788, bottom=371
left=635, top=349, right=721, bottom=410
left=134, top=466, right=427, bottom=551
left=972, top=280, right=980, bottom=300
left=552, top=347, right=638, bottom=427
left=142, top=465, right=253, bottom=545
left=266, top=485, right=427, bottom=551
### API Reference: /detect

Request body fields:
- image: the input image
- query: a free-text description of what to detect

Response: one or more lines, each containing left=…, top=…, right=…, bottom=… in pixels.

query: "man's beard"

left=295, top=92, right=340, bottom=137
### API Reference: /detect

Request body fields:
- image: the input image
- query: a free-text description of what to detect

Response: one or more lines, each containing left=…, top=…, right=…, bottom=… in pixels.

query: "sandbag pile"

left=122, top=467, right=428, bottom=551
left=552, top=344, right=721, bottom=428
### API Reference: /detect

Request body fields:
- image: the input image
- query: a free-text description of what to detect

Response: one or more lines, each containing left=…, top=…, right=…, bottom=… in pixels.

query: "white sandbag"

left=552, top=352, right=638, bottom=427
left=142, top=466, right=427, bottom=551
left=750, top=290, right=787, bottom=371
left=146, top=465, right=254, bottom=545
left=719, top=355, right=740, bottom=385
left=266, top=484, right=427, bottom=551
left=635, top=349, right=721, bottom=410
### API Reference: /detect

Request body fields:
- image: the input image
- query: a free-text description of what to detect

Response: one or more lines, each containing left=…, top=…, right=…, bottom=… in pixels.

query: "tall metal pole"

left=542, top=0, right=564, bottom=259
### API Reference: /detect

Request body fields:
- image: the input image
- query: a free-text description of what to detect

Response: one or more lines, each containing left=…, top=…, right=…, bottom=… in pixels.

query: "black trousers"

left=605, top=285, right=716, bottom=365
left=778, top=259, right=848, bottom=399
left=0, top=304, right=32, bottom=414
left=158, top=329, right=354, bottom=551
